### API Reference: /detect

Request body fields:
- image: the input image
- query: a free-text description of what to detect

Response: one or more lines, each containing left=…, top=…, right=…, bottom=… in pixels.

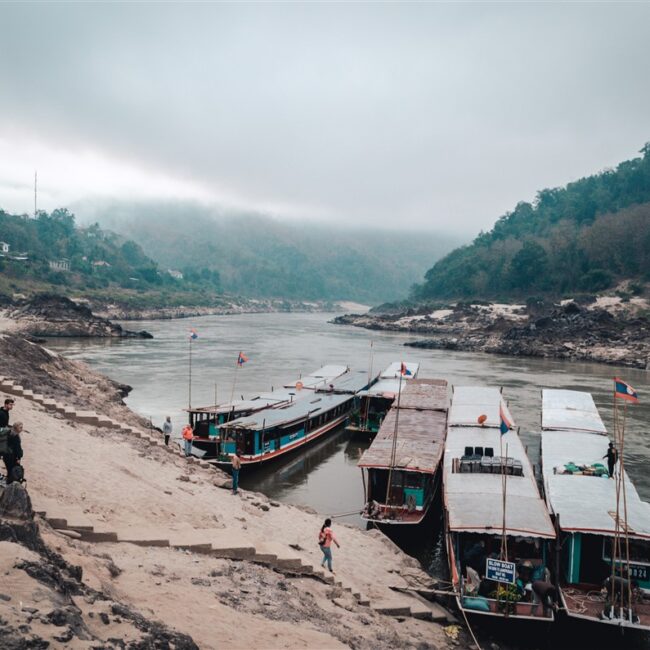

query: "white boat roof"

left=358, top=377, right=402, bottom=399
left=379, top=362, right=419, bottom=379
left=284, top=365, right=349, bottom=389
left=444, top=426, right=555, bottom=539
left=541, top=389, right=607, bottom=434
left=542, top=428, right=650, bottom=540
left=448, top=386, right=516, bottom=428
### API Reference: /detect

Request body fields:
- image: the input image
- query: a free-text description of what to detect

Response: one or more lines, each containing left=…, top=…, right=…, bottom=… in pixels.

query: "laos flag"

left=614, top=378, right=638, bottom=403
left=400, top=362, right=412, bottom=376
left=237, top=352, right=249, bottom=366
left=189, top=328, right=198, bottom=340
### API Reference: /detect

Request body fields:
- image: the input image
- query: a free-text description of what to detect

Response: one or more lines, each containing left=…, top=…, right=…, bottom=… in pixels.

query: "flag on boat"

left=400, top=362, right=412, bottom=376
left=237, top=352, right=249, bottom=366
left=614, top=377, right=638, bottom=403
left=499, top=402, right=512, bottom=435
left=189, top=328, right=198, bottom=340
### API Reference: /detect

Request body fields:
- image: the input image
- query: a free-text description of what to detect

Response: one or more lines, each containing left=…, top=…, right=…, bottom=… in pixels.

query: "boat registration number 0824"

left=485, top=558, right=516, bottom=584
left=628, top=565, right=648, bottom=581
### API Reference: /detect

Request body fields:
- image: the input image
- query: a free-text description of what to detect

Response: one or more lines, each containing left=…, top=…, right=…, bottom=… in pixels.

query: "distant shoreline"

left=333, top=296, right=650, bottom=370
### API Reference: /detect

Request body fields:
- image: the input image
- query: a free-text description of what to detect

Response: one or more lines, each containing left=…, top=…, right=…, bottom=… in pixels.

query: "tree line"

left=413, top=143, right=650, bottom=300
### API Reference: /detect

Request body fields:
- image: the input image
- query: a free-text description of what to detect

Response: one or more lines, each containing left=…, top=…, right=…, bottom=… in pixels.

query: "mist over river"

left=46, top=311, right=650, bottom=575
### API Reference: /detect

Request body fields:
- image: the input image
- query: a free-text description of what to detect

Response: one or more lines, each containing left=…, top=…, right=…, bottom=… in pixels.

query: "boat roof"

left=358, top=379, right=448, bottom=474
left=357, top=377, right=402, bottom=399
left=541, top=392, right=650, bottom=539
left=189, top=390, right=295, bottom=415
left=315, top=370, right=374, bottom=395
left=380, top=362, right=419, bottom=379
left=284, top=364, right=349, bottom=389
left=220, top=391, right=352, bottom=431
left=448, top=386, right=516, bottom=428
left=444, top=386, right=554, bottom=539
left=541, top=389, right=607, bottom=434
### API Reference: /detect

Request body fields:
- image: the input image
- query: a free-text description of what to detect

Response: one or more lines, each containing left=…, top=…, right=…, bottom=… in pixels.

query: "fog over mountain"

left=77, top=200, right=462, bottom=303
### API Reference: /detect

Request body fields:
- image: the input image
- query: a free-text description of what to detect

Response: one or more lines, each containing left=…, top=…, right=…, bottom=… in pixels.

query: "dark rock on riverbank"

left=334, top=298, right=650, bottom=369
left=5, top=294, right=153, bottom=338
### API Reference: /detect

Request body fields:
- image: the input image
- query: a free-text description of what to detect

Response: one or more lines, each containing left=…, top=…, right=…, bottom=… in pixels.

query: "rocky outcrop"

left=6, top=294, right=153, bottom=338
left=334, top=299, right=650, bottom=369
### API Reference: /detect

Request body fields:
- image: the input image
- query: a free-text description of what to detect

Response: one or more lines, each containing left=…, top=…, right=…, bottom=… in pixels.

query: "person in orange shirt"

left=182, top=424, right=193, bottom=457
left=318, top=518, right=340, bottom=574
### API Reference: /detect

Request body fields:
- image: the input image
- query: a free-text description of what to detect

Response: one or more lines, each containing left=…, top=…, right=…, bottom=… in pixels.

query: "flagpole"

left=228, top=354, right=240, bottom=422
left=385, top=365, right=404, bottom=508
left=188, top=336, right=193, bottom=410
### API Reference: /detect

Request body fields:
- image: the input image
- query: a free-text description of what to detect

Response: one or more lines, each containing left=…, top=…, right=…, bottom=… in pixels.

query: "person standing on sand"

left=3, top=422, right=24, bottom=484
left=318, top=518, right=340, bottom=573
left=182, top=424, right=193, bottom=457
left=231, top=451, right=241, bottom=495
left=162, top=416, right=172, bottom=446
left=0, top=398, right=14, bottom=428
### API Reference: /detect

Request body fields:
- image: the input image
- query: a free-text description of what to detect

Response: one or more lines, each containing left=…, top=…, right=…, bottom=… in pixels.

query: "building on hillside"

left=49, top=259, right=70, bottom=272
left=92, top=260, right=111, bottom=268
left=0, top=242, right=9, bottom=254
left=168, top=269, right=183, bottom=280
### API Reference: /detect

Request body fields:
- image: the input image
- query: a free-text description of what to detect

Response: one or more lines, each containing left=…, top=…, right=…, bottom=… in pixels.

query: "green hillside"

left=414, top=143, right=650, bottom=300
left=0, top=208, right=221, bottom=297
left=84, top=203, right=461, bottom=303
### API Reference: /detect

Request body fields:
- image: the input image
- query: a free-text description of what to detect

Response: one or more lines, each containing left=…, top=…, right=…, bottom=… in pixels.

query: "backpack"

left=318, top=529, right=327, bottom=546
left=0, top=427, right=9, bottom=455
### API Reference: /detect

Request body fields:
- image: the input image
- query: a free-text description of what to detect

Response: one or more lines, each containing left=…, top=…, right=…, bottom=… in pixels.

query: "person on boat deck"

left=162, top=416, right=172, bottom=446
left=182, top=424, right=193, bottom=457
left=318, top=518, right=340, bottom=574
left=231, top=451, right=241, bottom=495
left=603, top=442, right=618, bottom=479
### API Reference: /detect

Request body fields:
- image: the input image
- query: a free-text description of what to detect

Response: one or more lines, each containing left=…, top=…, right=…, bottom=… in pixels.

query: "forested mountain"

left=82, top=202, right=460, bottom=303
left=413, top=143, right=650, bottom=300
left=0, top=208, right=220, bottom=293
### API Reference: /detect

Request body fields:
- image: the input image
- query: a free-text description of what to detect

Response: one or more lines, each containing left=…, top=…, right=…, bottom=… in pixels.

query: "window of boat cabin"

left=404, top=472, right=425, bottom=490
left=603, top=538, right=650, bottom=565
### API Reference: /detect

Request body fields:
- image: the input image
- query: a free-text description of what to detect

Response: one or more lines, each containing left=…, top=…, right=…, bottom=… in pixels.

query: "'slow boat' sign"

left=486, top=558, right=516, bottom=584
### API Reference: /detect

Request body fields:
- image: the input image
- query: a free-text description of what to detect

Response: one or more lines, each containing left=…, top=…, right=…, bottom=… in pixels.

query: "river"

left=45, top=311, right=650, bottom=579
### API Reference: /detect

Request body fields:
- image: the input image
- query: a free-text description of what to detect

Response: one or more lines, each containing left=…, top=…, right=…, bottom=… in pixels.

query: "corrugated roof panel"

left=448, top=386, right=515, bottom=428
left=284, top=365, right=349, bottom=389
left=541, top=429, right=650, bottom=538
left=541, top=389, right=607, bottom=434
left=316, top=370, right=372, bottom=395
left=358, top=407, right=447, bottom=473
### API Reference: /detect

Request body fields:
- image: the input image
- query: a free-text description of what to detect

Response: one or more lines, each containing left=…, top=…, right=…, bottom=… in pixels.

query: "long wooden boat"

left=213, top=369, right=373, bottom=468
left=445, top=386, right=556, bottom=622
left=346, top=362, right=420, bottom=438
left=541, top=389, right=650, bottom=630
left=358, top=378, right=447, bottom=525
left=188, top=365, right=350, bottom=458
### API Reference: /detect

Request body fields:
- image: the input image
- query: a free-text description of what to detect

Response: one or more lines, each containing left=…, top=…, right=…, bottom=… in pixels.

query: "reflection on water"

left=45, top=312, right=650, bottom=575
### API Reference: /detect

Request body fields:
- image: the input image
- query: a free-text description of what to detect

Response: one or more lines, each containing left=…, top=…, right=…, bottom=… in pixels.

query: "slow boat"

left=541, top=389, right=650, bottom=630
left=358, top=378, right=447, bottom=525
left=214, top=369, right=374, bottom=467
left=188, top=365, right=351, bottom=459
left=346, top=362, right=420, bottom=439
left=445, top=386, right=556, bottom=622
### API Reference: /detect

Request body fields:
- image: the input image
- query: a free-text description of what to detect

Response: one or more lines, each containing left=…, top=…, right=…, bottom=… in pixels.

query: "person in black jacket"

left=0, top=398, right=14, bottom=428
left=3, top=421, right=23, bottom=484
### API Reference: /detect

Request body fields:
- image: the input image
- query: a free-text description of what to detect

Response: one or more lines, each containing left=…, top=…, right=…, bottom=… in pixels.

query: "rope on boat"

left=459, top=604, right=483, bottom=650
left=329, top=509, right=363, bottom=518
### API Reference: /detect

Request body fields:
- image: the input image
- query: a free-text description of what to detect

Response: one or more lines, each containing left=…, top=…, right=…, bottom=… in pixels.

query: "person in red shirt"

left=318, top=518, right=340, bottom=573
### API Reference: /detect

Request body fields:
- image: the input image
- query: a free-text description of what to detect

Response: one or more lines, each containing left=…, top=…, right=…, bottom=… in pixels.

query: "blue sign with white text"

left=486, top=558, right=516, bottom=585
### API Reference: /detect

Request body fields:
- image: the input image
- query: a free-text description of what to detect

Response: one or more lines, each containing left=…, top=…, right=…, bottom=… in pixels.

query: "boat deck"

left=562, top=584, right=650, bottom=629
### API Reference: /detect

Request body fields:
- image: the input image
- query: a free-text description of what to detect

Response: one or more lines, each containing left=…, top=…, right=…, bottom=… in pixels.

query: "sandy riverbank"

left=0, top=335, right=462, bottom=649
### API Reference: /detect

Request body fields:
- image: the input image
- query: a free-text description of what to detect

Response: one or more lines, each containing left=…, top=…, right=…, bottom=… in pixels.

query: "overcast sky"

left=0, top=2, right=649, bottom=235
